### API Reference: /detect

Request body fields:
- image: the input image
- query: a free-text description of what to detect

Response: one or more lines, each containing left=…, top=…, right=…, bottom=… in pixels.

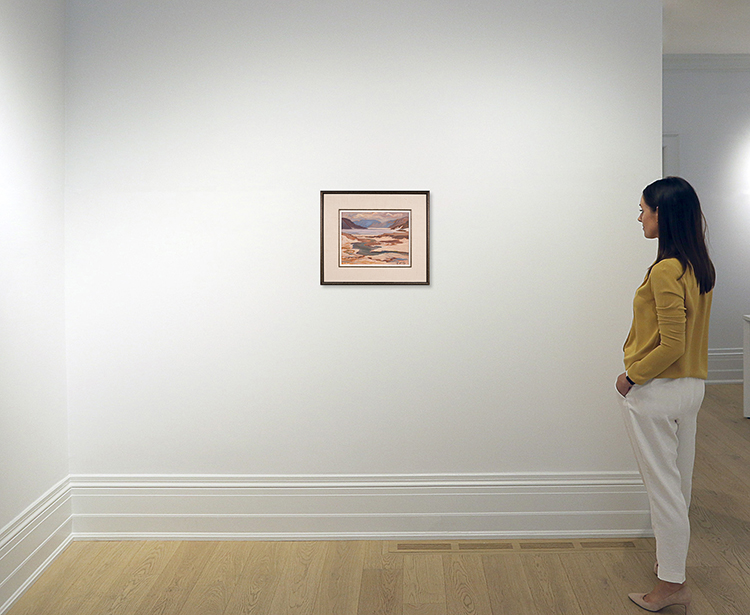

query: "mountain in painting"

left=341, top=217, right=366, bottom=229
left=389, top=216, right=409, bottom=230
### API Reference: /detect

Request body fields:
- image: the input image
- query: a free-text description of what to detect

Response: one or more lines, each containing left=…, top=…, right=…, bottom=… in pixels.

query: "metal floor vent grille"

left=390, top=538, right=653, bottom=554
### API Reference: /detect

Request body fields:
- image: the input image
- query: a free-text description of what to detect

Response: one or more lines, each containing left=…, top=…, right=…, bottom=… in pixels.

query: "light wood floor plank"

left=692, top=474, right=750, bottom=575
left=702, top=384, right=746, bottom=440
left=312, top=541, right=366, bottom=615
left=562, top=551, right=633, bottom=613
left=693, top=443, right=750, bottom=501
left=522, top=553, right=584, bottom=615
left=222, top=541, right=282, bottom=615
left=358, top=542, right=403, bottom=615
left=266, top=541, right=327, bottom=615
left=696, top=413, right=750, bottom=479
left=176, top=541, right=252, bottom=615
left=442, top=554, right=493, bottom=615
left=683, top=571, right=722, bottom=615
left=596, top=551, right=656, bottom=599
left=686, top=504, right=725, bottom=569
left=687, top=565, right=750, bottom=615
left=363, top=541, right=402, bottom=571
left=54, top=541, right=151, bottom=615
left=482, top=553, right=536, bottom=615
left=104, top=541, right=185, bottom=615
left=403, top=553, right=446, bottom=615
left=133, top=541, right=216, bottom=615
left=7, top=541, right=95, bottom=615
left=357, top=567, right=403, bottom=615
left=403, top=605, right=446, bottom=615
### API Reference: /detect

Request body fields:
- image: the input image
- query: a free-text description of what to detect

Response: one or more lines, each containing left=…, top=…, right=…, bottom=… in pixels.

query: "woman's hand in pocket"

left=616, top=372, right=633, bottom=397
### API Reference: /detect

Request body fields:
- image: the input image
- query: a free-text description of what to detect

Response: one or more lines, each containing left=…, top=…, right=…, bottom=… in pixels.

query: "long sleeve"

left=623, top=258, right=711, bottom=384
left=626, top=261, right=686, bottom=383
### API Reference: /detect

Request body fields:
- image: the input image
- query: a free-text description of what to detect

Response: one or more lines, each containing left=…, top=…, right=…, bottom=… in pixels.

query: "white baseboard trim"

left=69, top=473, right=651, bottom=541
left=1, top=472, right=651, bottom=612
left=707, top=348, right=743, bottom=384
left=0, top=479, right=73, bottom=614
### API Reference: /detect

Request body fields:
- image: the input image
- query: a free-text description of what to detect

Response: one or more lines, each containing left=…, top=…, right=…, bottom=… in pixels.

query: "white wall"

left=664, top=55, right=750, bottom=382
left=0, top=0, right=68, bottom=531
left=0, top=1, right=71, bottom=608
left=63, top=0, right=662, bottom=526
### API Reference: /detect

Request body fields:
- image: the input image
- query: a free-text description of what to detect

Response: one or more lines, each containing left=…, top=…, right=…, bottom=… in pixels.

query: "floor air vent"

left=391, top=538, right=651, bottom=554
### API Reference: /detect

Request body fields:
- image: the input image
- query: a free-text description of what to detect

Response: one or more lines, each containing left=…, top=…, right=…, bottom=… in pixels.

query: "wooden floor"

left=7, top=384, right=749, bottom=615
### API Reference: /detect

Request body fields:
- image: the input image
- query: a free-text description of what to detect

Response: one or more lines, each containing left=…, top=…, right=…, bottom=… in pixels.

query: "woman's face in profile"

left=638, top=196, right=659, bottom=239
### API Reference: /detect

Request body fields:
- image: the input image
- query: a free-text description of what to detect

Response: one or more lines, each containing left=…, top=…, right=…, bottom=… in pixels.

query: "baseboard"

left=70, top=473, right=651, bottom=540
left=1, top=472, right=650, bottom=612
left=0, top=479, right=73, bottom=614
left=707, top=348, right=743, bottom=384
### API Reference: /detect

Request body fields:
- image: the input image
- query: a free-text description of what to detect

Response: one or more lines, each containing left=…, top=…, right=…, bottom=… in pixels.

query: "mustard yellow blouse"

left=623, top=258, right=712, bottom=385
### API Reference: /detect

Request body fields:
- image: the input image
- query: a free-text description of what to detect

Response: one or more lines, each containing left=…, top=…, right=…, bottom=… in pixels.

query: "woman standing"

left=616, top=177, right=715, bottom=614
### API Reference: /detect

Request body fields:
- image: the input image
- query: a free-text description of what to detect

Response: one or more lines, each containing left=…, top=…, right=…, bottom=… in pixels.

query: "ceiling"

left=663, top=0, right=750, bottom=54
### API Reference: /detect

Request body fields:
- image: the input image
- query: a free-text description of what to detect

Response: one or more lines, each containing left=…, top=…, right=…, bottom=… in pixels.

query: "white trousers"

left=620, top=377, right=705, bottom=584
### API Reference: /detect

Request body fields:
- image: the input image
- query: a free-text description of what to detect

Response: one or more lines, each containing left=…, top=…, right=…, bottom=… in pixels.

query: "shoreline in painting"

left=341, top=230, right=410, bottom=266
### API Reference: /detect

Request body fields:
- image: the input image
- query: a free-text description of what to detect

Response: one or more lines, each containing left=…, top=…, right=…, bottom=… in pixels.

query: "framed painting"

left=320, top=191, right=430, bottom=285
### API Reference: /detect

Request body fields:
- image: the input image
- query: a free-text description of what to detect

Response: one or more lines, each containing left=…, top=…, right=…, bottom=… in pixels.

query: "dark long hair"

left=642, top=176, right=715, bottom=294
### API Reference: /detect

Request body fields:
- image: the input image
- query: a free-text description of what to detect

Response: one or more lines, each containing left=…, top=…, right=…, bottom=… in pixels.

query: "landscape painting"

left=320, top=191, right=429, bottom=285
left=340, top=210, right=411, bottom=267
